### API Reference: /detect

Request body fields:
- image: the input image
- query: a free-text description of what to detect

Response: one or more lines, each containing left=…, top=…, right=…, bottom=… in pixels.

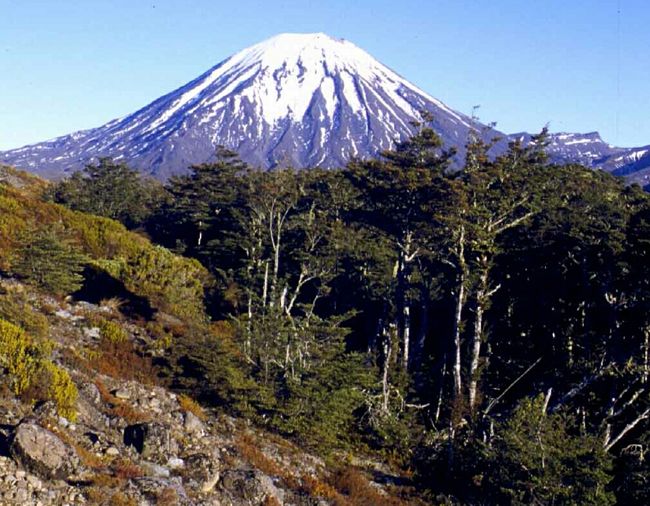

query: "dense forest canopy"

left=42, top=127, right=650, bottom=504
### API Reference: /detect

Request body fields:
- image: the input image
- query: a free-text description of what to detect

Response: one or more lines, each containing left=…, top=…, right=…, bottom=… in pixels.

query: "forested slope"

left=2, top=124, right=650, bottom=504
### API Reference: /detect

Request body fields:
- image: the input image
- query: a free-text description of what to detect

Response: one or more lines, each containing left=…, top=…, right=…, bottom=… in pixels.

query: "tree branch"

left=604, top=408, right=650, bottom=452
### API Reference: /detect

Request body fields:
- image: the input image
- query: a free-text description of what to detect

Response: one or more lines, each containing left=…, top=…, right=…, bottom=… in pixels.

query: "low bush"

left=11, top=227, right=87, bottom=296
left=0, top=318, right=77, bottom=420
left=0, top=283, right=49, bottom=338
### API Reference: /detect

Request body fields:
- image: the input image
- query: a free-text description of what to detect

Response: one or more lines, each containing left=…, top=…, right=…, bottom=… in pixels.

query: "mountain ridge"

left=1, top=32, right=648, bottom=183
left=0, top=33, right=491, bottom=179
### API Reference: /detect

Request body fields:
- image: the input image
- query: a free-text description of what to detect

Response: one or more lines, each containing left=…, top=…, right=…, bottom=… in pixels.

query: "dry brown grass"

left=108, top=491, right=138, bottom=506
left=89, top=473, right=123, bottom=488
left=95, top=379, right=151, bottom=424
left=300, top=474, right=344, bottom=502
left=84, top=470, right=140, bottom=505
left=235, top=432, right=303, bottom=490
left=83, top=460, right=143, bottom=504
left=155, top=487, right=179, bottom=506
left=328, top=467, right=407, bottom=506
left=99, top=297, right=126, bottom=313
left=236, top=433, right=285, bottom=477
left=112, top=457, right=144, bottom=480
left=88, top=334, right=157, bottom=385
left=110, top=402, right=151, bottom=423
left=234, top=432, right=408, bottom=505
left=178, top=393, right=207, bottom=421
left=40, top=418, right=105, bottom=470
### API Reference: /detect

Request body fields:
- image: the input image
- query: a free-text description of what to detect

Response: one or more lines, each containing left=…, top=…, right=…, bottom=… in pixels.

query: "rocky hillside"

left=0, top=279, right=418, bottom=505
left=0, top=167, right=418, bottom=506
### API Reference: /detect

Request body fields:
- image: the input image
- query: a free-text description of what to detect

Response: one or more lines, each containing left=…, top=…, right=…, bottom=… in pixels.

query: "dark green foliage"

left=41, top=129, right=650, bottom=501
left=612, top=440, right=650, bottom=505
left=490, top=396, right=614, bottom=505
left=49, top=157, right=166, bottom=228
left=12, top=227, right=87, bottom=295
left=417, top=396, right=615, bottom=505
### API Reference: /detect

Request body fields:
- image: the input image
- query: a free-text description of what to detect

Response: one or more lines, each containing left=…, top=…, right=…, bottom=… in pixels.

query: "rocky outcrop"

left=219, top=469, right=285, bottom=505
left=0, top=279, right=412, bottom=505
left=10, top=422, right=79, bottom=480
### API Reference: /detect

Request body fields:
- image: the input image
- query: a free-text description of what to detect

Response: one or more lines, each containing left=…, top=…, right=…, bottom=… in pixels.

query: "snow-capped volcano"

left=3, top=32, right=648, bottom=183
left=0, top=33, right=478, bottom=179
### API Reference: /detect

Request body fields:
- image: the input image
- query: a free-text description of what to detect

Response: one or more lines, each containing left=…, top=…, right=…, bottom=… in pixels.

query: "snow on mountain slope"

left=2, top=32, right=647, bottom=182
left=511, top=131, right=650, bottom=185
left=0, top=33, right=479, bottom=180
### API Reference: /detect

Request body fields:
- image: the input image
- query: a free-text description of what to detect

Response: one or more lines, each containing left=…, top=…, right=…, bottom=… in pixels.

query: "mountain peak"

left=240, top=32, right=353, bottom=59
left=230, top=32, right=372, bottom=78
left=253, top=32, right=343, bottom=46
left=1, top=33, right=476, bottom=178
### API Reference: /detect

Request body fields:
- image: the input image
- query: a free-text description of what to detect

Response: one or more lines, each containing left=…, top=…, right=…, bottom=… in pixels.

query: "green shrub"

left=98, top=246, right=208, bottom=323
left=97, top=318, right=128, bottom=343
left=47, top=157, right=166, bottom=229
left=0, top=283, right=49, bottom=338
left=0, top=318, right=41, bottom=395
left=38, top=361, right=78, bottom=421
left=489, top=396, right=615, bottom=505
left=0, top=318, right=78, bottom=420
left=1, top=172, right=210, bottom=324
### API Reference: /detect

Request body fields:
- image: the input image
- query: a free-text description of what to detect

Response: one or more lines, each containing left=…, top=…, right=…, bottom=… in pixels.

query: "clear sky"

left=1, top=0, right=648, bottom=150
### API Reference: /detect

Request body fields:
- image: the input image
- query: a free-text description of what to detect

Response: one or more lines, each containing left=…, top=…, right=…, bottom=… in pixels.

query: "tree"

left=50, top=157, right=166, bottom=228
left=490, top=395, right=615, bottom=505
left=12, top=227, right=87, bottom=296
left=449, top=130, right=550, bottom=413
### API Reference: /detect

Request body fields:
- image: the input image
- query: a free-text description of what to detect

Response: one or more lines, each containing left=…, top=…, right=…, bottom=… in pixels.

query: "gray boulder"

left=10, top=422, right=79, bottom=480
left=220, top=469, right=284, bottom=505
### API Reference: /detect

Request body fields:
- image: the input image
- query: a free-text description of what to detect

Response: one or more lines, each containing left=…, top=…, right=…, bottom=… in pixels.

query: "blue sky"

left=1, top=0, right=648, bottom=150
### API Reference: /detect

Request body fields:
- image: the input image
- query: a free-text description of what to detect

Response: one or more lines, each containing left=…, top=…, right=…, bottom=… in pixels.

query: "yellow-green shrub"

left=97, top=246, right=208, bottom=323
left=0, top=318, right=77, bottom=420
left=0, top=284, right=50, bottom=338
left=39, top=361, right=78, bottom=421
left=178, top=393, right=207, bottom=421
left=97, top=319, right=128, bottom=344
left=0, top=318, right=41, bottom=395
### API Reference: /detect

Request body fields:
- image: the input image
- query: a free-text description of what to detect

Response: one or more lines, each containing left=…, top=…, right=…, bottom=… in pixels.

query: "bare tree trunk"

left=605, top=408, right=650, bottom=452
left=262, top=260, right=269, bottom=308
left=381, top=325, right=394, bottom=414
left=396, top=230, right=418, bottom=370
left=435, top=355, right=447, bottom=424
left=370, top=301, right=388, bottom=355
left=245, top=292, right=253, bottom=358
left=469, top=265, right=488, bottom=412
left=641, top=327, right=650, bottom=383
left=413, top=298, right=428, bottom=369
left=403, top=300, right=411, bottom=370
left=395, top=251, right=408, bottom=368
left=468, top=299, right=484, bottom=411
left=270, top=212, right=281, bottom=300
left=452, top=226, right=466, bottom=399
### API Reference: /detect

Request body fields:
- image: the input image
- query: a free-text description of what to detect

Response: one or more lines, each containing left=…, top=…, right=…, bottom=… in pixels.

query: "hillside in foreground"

left=0, top=166, right=416, bottom=505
